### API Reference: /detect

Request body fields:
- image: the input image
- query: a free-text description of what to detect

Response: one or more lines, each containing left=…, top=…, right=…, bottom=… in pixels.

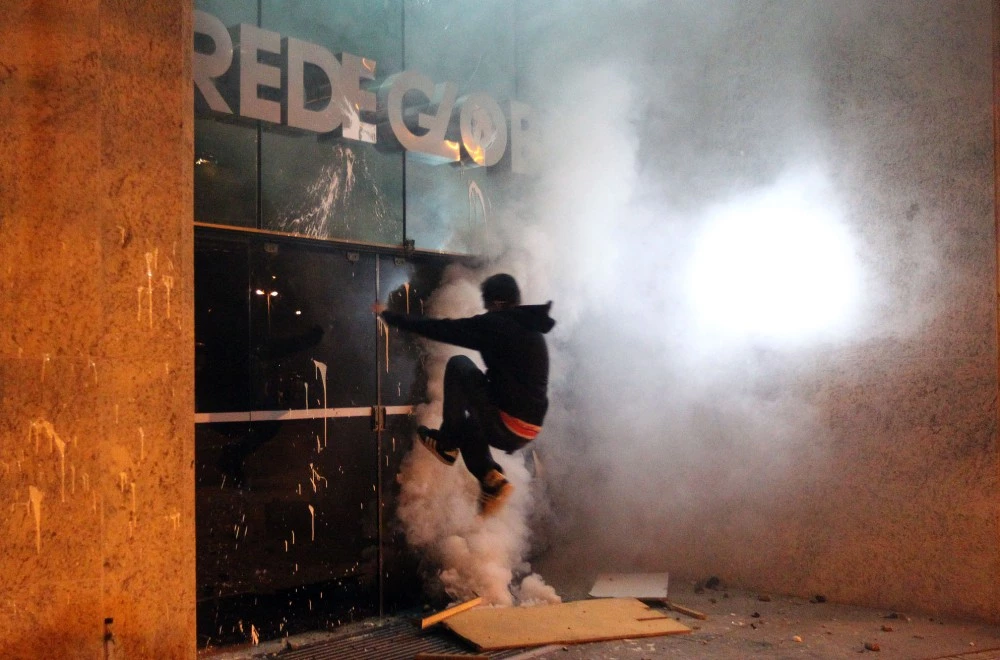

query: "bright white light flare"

left=687, top=175, right=861, bottom=344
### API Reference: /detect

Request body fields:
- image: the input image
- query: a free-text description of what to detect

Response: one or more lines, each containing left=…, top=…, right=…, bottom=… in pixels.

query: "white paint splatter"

left=165, top=512, right=180, bottom=531
left=312, top=360, right=328, bottom=447
left=468, top=180, right=491, bottom=254
left=309, top=463, right=327, bottom=493
left=138, top=249, right=159, bottom=328
left=26, top=486, right=43, bottom=553
left=378, top=318, right=390, bottom=373
left=29, top=420, right=67, bottom=502
left=162, top=275, right=174, bottom=319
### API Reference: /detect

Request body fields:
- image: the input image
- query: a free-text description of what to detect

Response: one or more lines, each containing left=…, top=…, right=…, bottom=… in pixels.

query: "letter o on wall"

left=458, top=93, right=508, bottom=167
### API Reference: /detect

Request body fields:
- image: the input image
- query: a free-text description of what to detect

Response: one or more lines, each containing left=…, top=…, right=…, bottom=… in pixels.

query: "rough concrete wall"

left=0, top=2, right=195, bottom=657
left=524, top=0, right=1000, bottom=624
left=798, top=0, right=1000, bottom=620
left=681, top=0, right=1000, bottom=621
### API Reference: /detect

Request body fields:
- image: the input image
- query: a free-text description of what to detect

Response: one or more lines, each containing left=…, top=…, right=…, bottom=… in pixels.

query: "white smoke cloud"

left=393, top=268, right=560, bottom=607
left=394, top=0, right=970, bottom=600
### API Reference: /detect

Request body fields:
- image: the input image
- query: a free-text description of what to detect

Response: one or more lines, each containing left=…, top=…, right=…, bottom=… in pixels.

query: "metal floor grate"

left=274, top=616, right=531, bottom=660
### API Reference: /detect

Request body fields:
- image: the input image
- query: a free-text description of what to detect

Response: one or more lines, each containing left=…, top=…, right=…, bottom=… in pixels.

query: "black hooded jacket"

left=382, top=303, right=556, bottom=426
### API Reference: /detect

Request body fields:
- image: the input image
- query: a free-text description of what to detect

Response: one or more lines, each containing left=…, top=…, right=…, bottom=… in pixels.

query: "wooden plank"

left=589, top=572, right=669, bottom=599
left=664, top=599, right=708, bottom=621
left=443, top=598, right=691, bottom=651
left=420, top=597, right=483, bottom=630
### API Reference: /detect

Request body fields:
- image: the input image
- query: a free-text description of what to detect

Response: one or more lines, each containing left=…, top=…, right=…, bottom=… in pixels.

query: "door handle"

left=371, top=405, right=386, bottom=431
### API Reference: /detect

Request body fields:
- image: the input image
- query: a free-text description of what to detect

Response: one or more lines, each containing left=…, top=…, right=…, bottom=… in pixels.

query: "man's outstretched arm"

left=380, top=310, right=500, bottom=352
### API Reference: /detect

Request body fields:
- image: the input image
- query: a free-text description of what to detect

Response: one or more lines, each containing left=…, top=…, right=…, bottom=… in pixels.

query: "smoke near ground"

left=393, top=268, right=560, bottom=607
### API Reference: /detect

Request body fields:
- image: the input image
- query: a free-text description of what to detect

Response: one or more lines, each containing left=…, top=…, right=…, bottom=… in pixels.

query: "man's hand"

left=373, top=301, right=402, bottom=327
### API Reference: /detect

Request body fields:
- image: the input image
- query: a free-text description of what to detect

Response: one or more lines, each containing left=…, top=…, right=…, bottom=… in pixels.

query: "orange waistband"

left=500, top=410, right=541, bottom=440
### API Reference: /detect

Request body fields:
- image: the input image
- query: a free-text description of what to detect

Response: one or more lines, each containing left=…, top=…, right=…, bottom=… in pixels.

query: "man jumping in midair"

left=380, top=273, right=555, bottom=516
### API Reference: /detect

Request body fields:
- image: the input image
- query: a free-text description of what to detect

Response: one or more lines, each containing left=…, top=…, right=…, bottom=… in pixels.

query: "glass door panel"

left=196, top=232, right=382, bottom=646
left=376, top=255, right=448, bottom=612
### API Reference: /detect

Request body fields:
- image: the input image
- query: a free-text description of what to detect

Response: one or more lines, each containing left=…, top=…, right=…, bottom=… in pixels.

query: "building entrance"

left=193, top=228, right=445, bottom=646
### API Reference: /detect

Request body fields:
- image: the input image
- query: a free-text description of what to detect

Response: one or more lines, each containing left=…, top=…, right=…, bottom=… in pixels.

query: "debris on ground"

left=443, top=597, right=691, bottom=651
left=420, top=596, right=483, bottom=630
left=663, top=600, right=708, bottom=620
left=589, top=572, right=670, bottom=599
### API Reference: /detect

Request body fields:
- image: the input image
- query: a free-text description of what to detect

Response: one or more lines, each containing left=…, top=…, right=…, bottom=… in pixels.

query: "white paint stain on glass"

left=377, top=318, right=390, bottom=373
left=312, top=360, right=328, bottom=447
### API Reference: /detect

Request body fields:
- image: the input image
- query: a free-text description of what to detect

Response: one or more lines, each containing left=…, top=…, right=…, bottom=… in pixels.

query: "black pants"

left=438, top=355, right=530, bottom=481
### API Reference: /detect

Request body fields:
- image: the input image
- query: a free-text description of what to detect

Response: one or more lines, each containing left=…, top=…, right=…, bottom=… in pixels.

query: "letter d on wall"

left=285, top=38, right=343, bottom=133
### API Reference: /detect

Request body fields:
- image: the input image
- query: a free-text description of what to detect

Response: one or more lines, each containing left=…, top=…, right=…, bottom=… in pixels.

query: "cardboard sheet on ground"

left=589, top=572, right=670, bottom=599
left=442, top=597, right=690, bottom=650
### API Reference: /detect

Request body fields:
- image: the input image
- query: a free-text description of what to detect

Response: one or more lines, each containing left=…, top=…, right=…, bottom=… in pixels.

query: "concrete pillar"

left=0, top=2, right=195, bottom=656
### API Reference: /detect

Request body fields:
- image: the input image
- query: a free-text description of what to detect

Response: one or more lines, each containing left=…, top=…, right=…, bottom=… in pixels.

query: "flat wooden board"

left=442, top=597, right=690, bottom=651
left=589, top=572, right=670, bottom=599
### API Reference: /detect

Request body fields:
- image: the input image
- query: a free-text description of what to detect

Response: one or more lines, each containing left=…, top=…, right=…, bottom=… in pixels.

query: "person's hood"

left=498, top=302, right=556, bottom=333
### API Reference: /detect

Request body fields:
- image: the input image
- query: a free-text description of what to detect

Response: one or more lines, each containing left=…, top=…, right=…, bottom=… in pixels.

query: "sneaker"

left=478, top=469, right=514, bottom=517
left=416, top=426, right=457, bottom=466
